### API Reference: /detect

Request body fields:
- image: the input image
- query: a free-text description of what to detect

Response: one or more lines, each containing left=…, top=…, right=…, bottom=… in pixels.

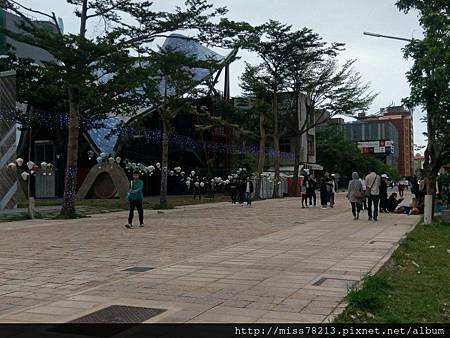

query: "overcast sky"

left=20, top=0, right=425, bottom=149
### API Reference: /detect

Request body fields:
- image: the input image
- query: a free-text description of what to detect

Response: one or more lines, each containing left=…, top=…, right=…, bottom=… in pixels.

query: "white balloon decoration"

left=26, top=161, right=35, bottom=170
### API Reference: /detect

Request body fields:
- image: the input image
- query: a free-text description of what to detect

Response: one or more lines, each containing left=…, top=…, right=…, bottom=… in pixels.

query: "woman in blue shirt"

left=126, top=171, right=144, bottom=229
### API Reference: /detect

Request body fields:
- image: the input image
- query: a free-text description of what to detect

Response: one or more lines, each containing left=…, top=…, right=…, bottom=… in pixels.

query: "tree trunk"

left=272, top=92, right=280, bottom=198
left=61, top=87, right=80, bottom=217
left=255, top=103, right=266, bottom=199
left=159, top=116, right=169, bottom=208
left=290, top=134, right=301, bottom=196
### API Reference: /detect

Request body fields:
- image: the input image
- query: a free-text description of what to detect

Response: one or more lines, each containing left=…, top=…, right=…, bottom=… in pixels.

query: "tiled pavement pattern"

left=0, top=194, right=419, bottom=323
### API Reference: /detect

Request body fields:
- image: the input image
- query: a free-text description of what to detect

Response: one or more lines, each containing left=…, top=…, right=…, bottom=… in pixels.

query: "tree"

left=2, top=0, right=251, bottom=217
left=245, top=20, right=338, bottom=197
left=130, top=49, right=222, bottom=208
left=287, top=59, right=377, bottom=195
left=396, top=0, right=450, bottom=211
left=238, top=63, right=272, bottom=198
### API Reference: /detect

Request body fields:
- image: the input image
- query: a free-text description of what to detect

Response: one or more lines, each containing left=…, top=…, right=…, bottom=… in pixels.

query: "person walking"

left=126, top=171, right=144, bottom=229
left=364, top=169, right=381, bottom=221
left=359, top=176, right=367, bottom=210
left=379, top=175, right=388, bottom=213
left=347, top=172, right=364, bottom=220
left=245, top=177, right=254, bottom=207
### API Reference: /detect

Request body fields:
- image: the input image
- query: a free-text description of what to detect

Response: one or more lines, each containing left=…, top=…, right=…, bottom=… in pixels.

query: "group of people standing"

left=229, top=177, right=254, bottom=207
left=300, top=173, right=337, bottom=209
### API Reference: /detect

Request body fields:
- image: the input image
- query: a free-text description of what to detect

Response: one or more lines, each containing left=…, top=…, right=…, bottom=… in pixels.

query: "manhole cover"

left=123, top=266, right=154, bottom=272
left=48, top=306, right=165, bottom=337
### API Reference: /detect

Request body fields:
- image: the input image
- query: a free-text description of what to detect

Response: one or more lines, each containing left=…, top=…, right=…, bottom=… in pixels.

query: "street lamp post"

left=363, top=31, right=413, bottom=43
left=363, top=30, right=433, bottom=224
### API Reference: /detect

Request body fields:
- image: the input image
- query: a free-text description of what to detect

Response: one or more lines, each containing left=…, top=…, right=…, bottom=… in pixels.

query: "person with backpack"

left=347, top=172, right=364, bottom=220
left=364, top=169, right=381, bottom=221
left=126, top=171, right=144, bottom=229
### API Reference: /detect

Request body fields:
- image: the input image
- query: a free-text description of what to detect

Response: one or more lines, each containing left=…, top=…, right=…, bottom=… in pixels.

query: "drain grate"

left=123, top=266, right=154, bottom=272
left=369, top=240, right=397, bottom=244
left=312, top=277, right=357, bottom=288
left=312, top=277, right=327, bottom=286
left=70, top=305, right=165, bottom=323
left=49, top=305, right=166, bottom=337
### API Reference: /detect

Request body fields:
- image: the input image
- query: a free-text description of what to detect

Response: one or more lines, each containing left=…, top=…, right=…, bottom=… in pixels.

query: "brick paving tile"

left=0, top=194, right=418, bottom=323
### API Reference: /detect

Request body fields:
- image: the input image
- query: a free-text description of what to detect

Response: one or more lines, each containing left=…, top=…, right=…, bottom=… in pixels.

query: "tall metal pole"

left=363, top=30, right=434, bottom=224
left=363, top=31, right=413, bottom=43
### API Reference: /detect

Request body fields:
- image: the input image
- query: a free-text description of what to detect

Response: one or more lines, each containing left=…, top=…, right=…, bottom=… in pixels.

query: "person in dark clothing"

left=238, top=179, right=245, bottom=205
left=208, top=181, right=215, bottom=200
left=230, top=180, right=238, bottom=204
left=301, top=176, right=310, bottom=208
left=193, top=182, right=202, bottom=199
left=320, top=178, right=328, bottom=209
left=386, top=192, right=404, bottom=212
left=379, top=176, right=388, bottom=213
left=398, top=182, right=405, bottom=197
left=308, top=175, right=317, bottom=207
left=126, top=171, right=144, bottom=229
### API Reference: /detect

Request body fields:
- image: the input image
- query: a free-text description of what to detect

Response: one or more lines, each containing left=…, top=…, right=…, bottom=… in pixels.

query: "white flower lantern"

left=15, top=158, right=24, bottom=166
left=7, top=162, right=16, bottom=169
left=21, top=172, right=29, bottom=181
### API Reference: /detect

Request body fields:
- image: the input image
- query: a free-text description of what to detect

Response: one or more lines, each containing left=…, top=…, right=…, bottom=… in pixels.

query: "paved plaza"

left=0, top=194, right=419, bottom=323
